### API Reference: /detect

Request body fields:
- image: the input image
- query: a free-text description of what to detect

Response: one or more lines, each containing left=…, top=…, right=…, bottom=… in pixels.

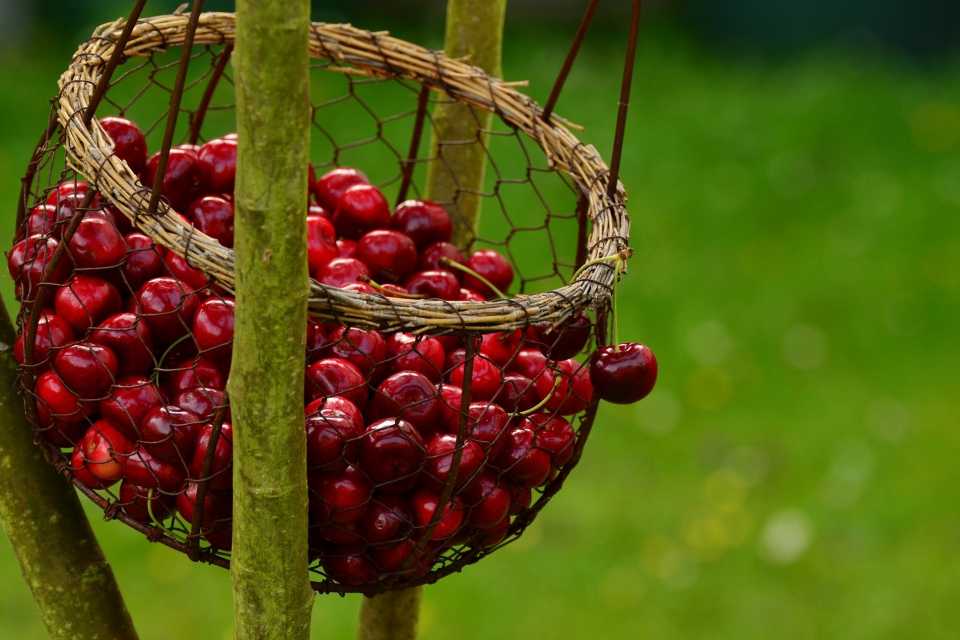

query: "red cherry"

left=336, top=239, right=358, bottom=258
left=196, top=137, right=237, bottom=193
left=357, top=494, right=413, bottom=549
left=14, top=312, right=75, bottom=371
left=341, top=282, right=376, bottom=295
left=462, top=471, right=511, bottom=529
left=99, top=375, right=166, bottom=441
left=311, top=464, right=372, bottom=525
left=507, top=348, right=546, bottom=379
left=162, top=251, right=208, bottom=291
left=100, top=116, right=148, bottom=175
left=123, top=446, right=186, bottom=493
left=476, top=514, right=511, bottom=548
left=332, top=184, right=391, bottom=240
left=478, top=330, right=523, bottom=367
left=176, top=482, right=233, bottom=547
left=323, top=543, right=378, bottom=585
left=166, top=356, right=228, bottom=396
left=464, top=402, right=510, bottom=458
left=305, top=358, right=368, bottom=408
left=436, top=385, right=464, bottom=432
left=76, top=420, right=134, bottom=482
left=417, top=242, right=467, bottom=279
left=317, top=521, right=364, bottom=545
left=316, top=257, right=370, bottom=288
left=497, top=373, right=539, bottom=413
left=495, top=424, right=551, bottom=488
left=357, top=418, right=426, bottom=494
left=535, top=359, right=593, bottom=415
left=462, top=249, right=513, bottom=298
left=45, top=182, right=90, bottom=230
left=357, top=229, right=418, bottom=283
left=422, top=434, right=484, bottom=494
left=141, top=405, right=201, bottom=465
left=528, top=413, right=577, bottom=468
left=446, top=352, right=503, bottom=401
left=89, top=312, right=154, bottom=376
left=187, top=196, right=234, bottom=247
left=380, top=283, right=410, bottom=297
left=530, top=310, right=592, bottom=361
left=326, top=326, right=387, bottom=379
left=370, top=539, right=422, bottom=574
left=459, top=288, right=486, bottom=302
left=52, top=342, right=119, bottom=399
left=119, top=233, right=163, bottom=290
left=307, top=215, right=338, bottom=272
left=70, top=446, right=107, bottom=489
left=305, top=409, right=362, bottom=471
left=25, top=204, right=58, bottom=237
left=136, top=277, right=198, bottom=344
left=411, top=489, right=464, bottom=540
left=373, top=371, right=439, bottom=434
left=308, top=203, right=331, bottom=219
left=305, top=396, right=363, bottom=433
left=390, top=200, right=452, bottom=250
left=142, top=147, right=202, bottom=212
left=120, top=480, right=175, bottom=523
left=589, top=342, right=658, bottom=405
left=54, top=274, right=122, bottom=334
left=192, top=298, right=235, bottom=362
left=173, top=387, right=228, bottom=423
left=316, top=167, right=369, bottom=212
left=189, top=423, right=233, bottom=491
left=402, top=270, right=460, bottom=300
left=10, top=235, right=72, bottom=302
left=386, top=333, right=445, bottom=383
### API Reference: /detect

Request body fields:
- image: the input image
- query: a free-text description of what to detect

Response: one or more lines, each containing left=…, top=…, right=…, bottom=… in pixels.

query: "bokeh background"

left=2, top=1, right=959, bottom=638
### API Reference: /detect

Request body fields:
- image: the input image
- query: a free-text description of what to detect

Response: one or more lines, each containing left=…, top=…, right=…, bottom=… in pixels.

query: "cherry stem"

left=146, top=489, right=187, bottom=544
left=612, top=271, right=620, bottom=352
left=439, top=258, right=507, bottom=299
left=571, top=248, right=632, bottom=352
left=152, top=332, right=193, bottom=386
left=357, top=275, right=427, bottom=299
left=570, top=247, right=633, bottom=283
left=510, top=375, right=561, bottom=417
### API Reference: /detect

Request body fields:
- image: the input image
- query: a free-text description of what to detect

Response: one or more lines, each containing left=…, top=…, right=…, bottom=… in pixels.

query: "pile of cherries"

left=8, top=115, right=657, bottom=586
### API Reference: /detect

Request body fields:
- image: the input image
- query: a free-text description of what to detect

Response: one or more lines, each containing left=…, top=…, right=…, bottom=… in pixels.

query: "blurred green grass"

left=2, top=20, right=960, bottom=640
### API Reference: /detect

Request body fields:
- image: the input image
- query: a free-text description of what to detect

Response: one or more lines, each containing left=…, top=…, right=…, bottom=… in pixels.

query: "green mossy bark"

left=424, top=0, right=508, bottom=249
left=0, top=296, right=138, bottom=640
left=231, top=1, right=315, bottom=638
left=361, top=2, right=507, bottom=638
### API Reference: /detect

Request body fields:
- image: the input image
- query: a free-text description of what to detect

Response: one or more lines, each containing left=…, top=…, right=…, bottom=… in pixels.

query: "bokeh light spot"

left=760, top=509, right=813, bottom=565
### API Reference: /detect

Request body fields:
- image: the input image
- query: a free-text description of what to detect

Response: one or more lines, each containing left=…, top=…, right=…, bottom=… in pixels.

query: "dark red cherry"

left=463, top=471, right=511, bottom=529
left=357, top=494, right=413, bottom=549
left=535, top=359, right=594, bottom=415
left=166, top=356, right=228, bottom=396
left=45, top=181, right=90, bottom=229
left=337, top=239, right=358, bottom=258
left=305, top=409, right=362, bottom=471
left=436, top=385, right=464, bottom=432
left=173, top=387, right=228, bottom=423
left=411, top=489, right=464, bottom=540
left=323, top=543, right=378, bottom=585
left=475, top=514, right=510, bottom=547
left=341, top=282, right=375, bottom=295
left=462, top=249, right=513, bottom=298
left=52, top=342, right=119, bottom=399
left=478, top=330, right=523, bottom=367
left=99, top=375, right=166, bottom=441
left=332, top=183, right=391, bottom=240
left=162, top=251, right=208, bottom=291
left=308, top=203, right=331, bottom=219
left=100, top=116, right=148, bottom=174
left=528, top=413, right=576, bottom=468
left=402, top=269, right=459, bottom=301
left=90, top=312, right=155, bottom=376
left=422, top=434, right=484, bottom=494
left=589, top=342, right=658, bottom=405
left=357, top=418, right=426, bottom=494
left=369, top=539, right=422, bottom=574
left=176, top=482, right=233, bottom=547
left=136, top=277, right=198, bottom=344
left=386, top=333, right=445, bottom=383
left=14, top=312, right=75, bottom=372
left=317, top=521, right=363, bottom=545
left=120, top=480, right=175, bottom=523
left=305, top=358, right=368, bottom=408
left=25, top=204, right=58, bottom=237
left=187, top=196, right=235, bottom=247
left=305, top=396, right=363, bottom=433
left=460, top=288, right=486, bottom=302
left=142, top=147, right=202, bottom=212
left=315, top=257, right=370, bottom=288
left=495, top=424, right=551, bottom=488
left=316, top=167, right=369, bottom=212
left=531, top=310, right=592, bottom=360
left=463, top=402, right=510, bottom=458
left=119, top=232, right=163, bottom=290
left=380, top=283, right=410, bottom=297
left=374, top=372, right=439, bottom=434
left=54, top=274, right=122, bottom=334
left=326, top=326, right=387, bottom=379
left=311, top=464, right=372, bottom=525
left=508, top=348, right=547, bottom=381
left=141, top=405, right=201, bottom=465
left=10, top=235, right=72, bottom=302
left=509, top=486, right=532, bottom=515
left=123, top=446, right=186, bottom=493
left=192, top=298, right=235, bottom=362
left=307, top=215, right=338, bottom=272
left=196, top=137, right=237, bottom=193
left=497, top=373, right=539, bottom=413
left=357, top=229, right=418, bottom=283
left=446, top=352, right=503, bottom=402
left=75, top=420, right=135, bottom=483
left=390, top=200, right=452, bottom=250
left=189, top=423, right=233, bottom=491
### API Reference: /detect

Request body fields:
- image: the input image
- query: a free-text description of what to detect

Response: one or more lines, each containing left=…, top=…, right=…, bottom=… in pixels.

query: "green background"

left=2, top=6, right=959, bottom=640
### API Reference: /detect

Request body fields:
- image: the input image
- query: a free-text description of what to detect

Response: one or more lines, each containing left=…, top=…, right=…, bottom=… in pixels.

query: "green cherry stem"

left=440, top=258, right=507, bottom=299
left=146, top=489, right=187, bottom=544
left=357, top=275, right=427, bottom=299
left=510, top=374, right=561, bottom=417
left=152, top=332, right=193, bottom=386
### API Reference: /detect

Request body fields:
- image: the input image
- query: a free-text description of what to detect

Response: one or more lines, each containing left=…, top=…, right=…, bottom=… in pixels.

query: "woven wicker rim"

left=56, top=12, right=630, bottom=333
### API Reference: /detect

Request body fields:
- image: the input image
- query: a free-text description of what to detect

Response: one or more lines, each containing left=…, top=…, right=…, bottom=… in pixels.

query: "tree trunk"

left=423, top=0, right=508, bottom=249
left=231, top=1, right=315, bottom=638
left=359, top=2, right=507, bottom=637
left=0, top=296, right=138, bottom=640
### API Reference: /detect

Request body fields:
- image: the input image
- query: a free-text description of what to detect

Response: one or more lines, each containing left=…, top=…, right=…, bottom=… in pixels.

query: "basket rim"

left=55, top=12, right=631, bottom=333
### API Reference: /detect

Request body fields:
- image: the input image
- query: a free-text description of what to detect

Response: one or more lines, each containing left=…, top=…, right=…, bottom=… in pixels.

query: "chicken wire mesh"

left=8, top=10, right=633, bottom=594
